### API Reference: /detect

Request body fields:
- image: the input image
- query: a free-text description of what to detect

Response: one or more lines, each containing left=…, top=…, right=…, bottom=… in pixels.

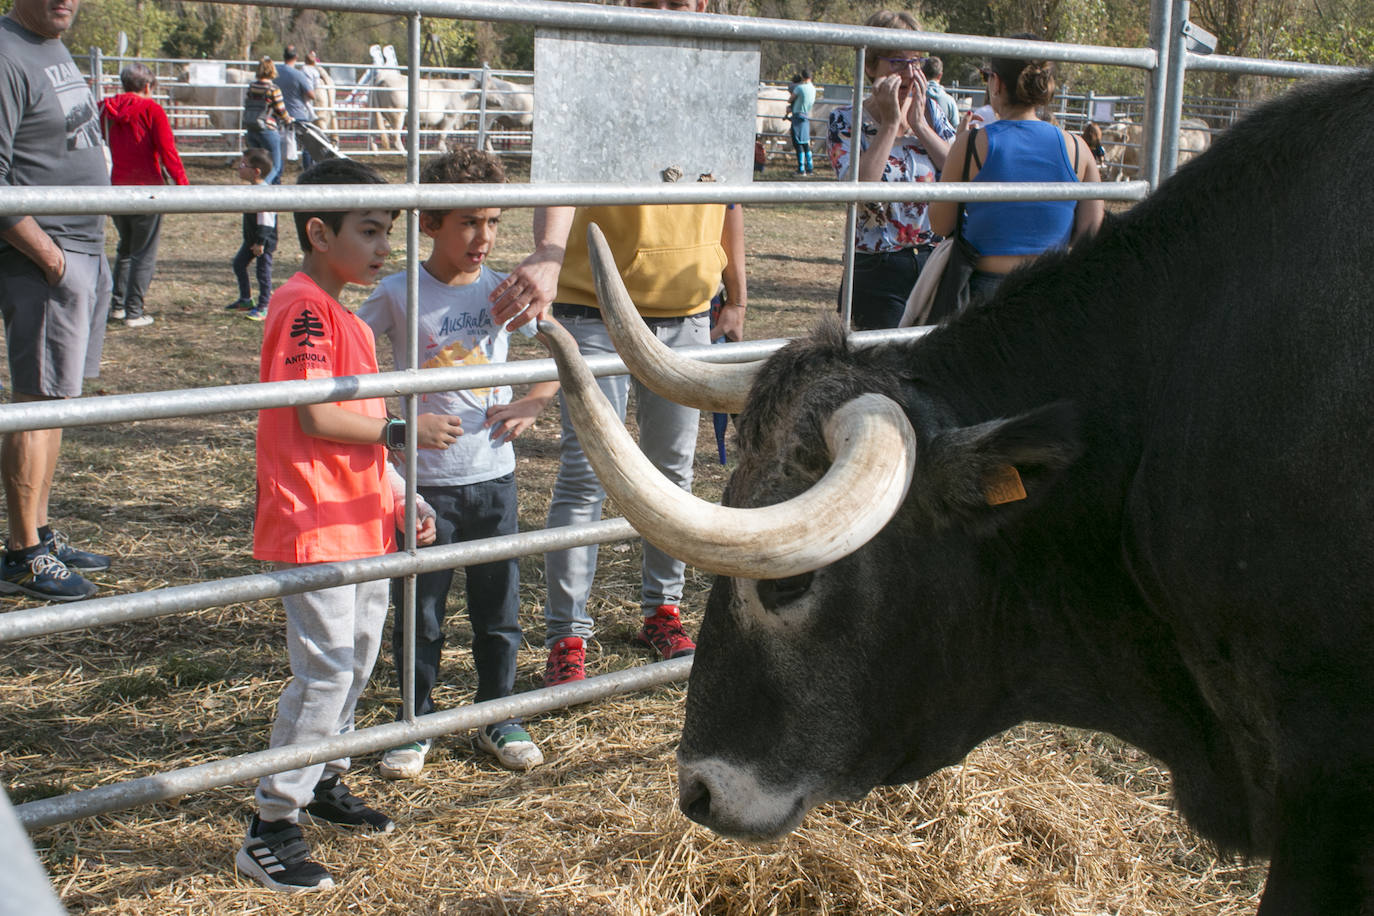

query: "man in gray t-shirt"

left=0, top=0, right=112, bottom=600
left=274, top=45, right=316, bottom=170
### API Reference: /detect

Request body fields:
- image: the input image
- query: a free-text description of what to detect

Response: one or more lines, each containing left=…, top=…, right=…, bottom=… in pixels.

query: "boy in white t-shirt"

left=359, top=147, right=558, bottom=778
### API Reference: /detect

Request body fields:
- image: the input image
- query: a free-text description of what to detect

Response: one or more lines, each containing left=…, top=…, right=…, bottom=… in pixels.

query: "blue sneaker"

left=44, top=529, right=110, bottom=572
left=0, top=549, right=97, bottom=602
left=246, top=305, right=268, bottom=321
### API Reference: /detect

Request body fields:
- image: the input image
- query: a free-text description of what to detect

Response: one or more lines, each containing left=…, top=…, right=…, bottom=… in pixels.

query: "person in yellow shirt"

left=488, top=0, right=747, bottom=685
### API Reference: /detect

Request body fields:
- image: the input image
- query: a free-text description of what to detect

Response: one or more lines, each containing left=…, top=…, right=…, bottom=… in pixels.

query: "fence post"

left=402, top=10, right=423, bottom=725
left=1157, top=0, right=1192, bottom=180
left=838, top=46, right=864, bottom=331
left=89, top=46, right=104, bottom=103
left=1143, top=0, right=1173, bottom=187
left=478, top=61, right=491, bottom=151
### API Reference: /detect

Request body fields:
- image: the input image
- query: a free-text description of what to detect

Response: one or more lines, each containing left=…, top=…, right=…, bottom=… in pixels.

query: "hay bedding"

left=0, top=166, right=1267, bottom=913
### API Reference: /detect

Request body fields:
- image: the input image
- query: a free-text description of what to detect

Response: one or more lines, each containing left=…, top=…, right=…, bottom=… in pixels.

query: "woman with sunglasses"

left=930, top=37, right=1103, bottom=306
left=827, top=9, right=956, bottom=330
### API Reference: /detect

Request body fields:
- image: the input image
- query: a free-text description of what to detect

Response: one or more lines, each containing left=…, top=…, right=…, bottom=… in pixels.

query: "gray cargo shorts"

left=0, top=248, right=110, bottom=398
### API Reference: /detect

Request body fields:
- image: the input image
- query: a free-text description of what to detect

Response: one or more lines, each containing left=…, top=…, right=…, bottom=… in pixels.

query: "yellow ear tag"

left=983, top=464, right=1027, bottom=506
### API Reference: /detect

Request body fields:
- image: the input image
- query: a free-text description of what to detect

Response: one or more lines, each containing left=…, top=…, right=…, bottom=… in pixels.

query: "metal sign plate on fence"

left=531, top=30, right=757, bottom=185
left=186, top=61, right=226, bottom=85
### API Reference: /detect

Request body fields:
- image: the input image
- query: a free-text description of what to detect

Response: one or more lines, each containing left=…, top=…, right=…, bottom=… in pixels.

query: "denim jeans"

left=543, top=308, right=709, bottom=646
left=842, top=248, right=931, bottom=330
left=391, top=475, right=521, bottom=720
left=245, top=127, right=284, bottom=185
left=232, top=239, right=275, bottom=308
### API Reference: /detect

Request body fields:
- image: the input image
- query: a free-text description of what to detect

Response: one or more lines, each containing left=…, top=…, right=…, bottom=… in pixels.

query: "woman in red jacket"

left=99, top=63, right=188, bottom=328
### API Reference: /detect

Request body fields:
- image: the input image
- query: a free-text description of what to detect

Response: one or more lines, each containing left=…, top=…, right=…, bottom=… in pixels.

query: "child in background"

left=237, top=158, right=464, bottom=894
left=359, top=146, right=559, bottom=779
left=226, top=148, right=277, bottom=320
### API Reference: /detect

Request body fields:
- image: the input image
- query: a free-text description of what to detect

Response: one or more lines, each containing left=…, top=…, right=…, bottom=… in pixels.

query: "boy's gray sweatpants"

left=255, top=575, right=390, bottom=823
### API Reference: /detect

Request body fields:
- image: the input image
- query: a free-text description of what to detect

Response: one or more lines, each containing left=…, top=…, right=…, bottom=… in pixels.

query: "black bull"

left=660, top=70, right=1374, bottom=912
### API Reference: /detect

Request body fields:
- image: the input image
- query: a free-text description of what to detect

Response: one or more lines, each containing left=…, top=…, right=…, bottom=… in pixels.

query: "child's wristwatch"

left=384, top=417, right=407, bottom=450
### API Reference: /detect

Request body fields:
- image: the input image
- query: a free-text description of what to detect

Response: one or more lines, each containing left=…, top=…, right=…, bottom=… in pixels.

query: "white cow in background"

left=165, top=65, right=253, bottom=132
left=474, top=74, right=534, bottom=132
left=757, top=84, right=791, bottom=140
left=1100, top=117, right=1212, bottom=180
left=368, top=69, right=480, bottom=151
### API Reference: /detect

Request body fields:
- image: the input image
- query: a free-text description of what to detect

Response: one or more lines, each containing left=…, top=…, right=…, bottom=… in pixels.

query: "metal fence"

left=84, top=50, right=535, bottom=158
left=0, top=0, right=1356, bottom=903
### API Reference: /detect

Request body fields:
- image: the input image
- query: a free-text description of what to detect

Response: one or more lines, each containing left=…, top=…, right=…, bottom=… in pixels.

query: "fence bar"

left=184, top=0, right=1157, bottom=70
left=1184, top=53, right=1359, bottom=78
left=16, top=656, right=694, bottom=829
left=0, top=519, right=639, bottom=643
left=0, top=327, right=936, bottom=434
left=0, top=179, right=1147, bottom=220
left=0, top=340, right=780, bottom=433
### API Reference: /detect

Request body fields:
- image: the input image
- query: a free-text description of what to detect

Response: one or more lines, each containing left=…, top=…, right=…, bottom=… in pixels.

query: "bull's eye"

left=756, top=571, right=814, bottom=610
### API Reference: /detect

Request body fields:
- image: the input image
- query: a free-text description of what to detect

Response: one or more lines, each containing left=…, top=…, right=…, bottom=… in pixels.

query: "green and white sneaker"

left=475, top=723, right=544, bottom=771
left=378, top=740, right=431, bottom=780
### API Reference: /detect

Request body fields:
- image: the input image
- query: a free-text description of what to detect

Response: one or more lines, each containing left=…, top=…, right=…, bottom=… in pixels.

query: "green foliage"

left=68, top=0, right=175, bottom=57
left=162, top=13, right=222, bottom=59
left=424, top=17, right=478, bottom=67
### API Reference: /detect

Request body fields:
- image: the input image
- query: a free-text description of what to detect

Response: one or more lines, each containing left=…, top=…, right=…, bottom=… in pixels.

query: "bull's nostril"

left=679, top=775, right=713, bottom=824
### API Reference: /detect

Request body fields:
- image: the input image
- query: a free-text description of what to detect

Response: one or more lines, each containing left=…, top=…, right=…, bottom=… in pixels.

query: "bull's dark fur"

left=680, top=70, right=1374, bottom=911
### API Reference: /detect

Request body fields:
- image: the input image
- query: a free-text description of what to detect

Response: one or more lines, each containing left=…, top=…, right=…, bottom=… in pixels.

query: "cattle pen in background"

left=77, top=51, right=1281, bottom=176
left=0, top=0, right=1354, bottom=908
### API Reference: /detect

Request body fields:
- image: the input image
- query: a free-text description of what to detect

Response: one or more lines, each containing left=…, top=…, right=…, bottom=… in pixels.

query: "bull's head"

left=541, top=225, right=1078, bottom=842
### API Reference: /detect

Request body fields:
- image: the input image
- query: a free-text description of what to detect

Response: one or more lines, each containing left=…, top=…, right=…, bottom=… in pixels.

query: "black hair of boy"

left=241, top=147, right=274, bottom=179
left=293, top=158, right=390, bottom=253
left=418, top=146, right=505, bottom=225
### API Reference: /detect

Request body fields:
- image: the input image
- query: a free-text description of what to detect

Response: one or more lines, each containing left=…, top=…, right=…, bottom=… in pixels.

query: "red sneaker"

left=633, top=605, right=696, bottom=660
left=544, top=636, right=586, bottom=687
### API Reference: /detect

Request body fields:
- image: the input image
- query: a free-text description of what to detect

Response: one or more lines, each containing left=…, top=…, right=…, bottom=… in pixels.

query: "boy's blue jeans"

left=232, top=239, right=275, bottom=308
left=391, top=475, right=521, bottom=722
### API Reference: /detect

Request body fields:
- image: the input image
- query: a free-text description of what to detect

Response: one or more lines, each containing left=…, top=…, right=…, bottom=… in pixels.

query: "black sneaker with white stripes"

left=235, top=815, right=334, bottom=893
left=302, top=775, right=395, bottom=833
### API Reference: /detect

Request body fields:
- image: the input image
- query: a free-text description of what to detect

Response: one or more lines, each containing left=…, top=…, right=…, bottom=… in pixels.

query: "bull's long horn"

left=587, top=222, right=761, bottom=414
left=537, top=317, right=916, bottom=579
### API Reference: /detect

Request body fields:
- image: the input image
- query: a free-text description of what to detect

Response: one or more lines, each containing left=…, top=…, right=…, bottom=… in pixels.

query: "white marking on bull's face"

left=733, top=570, right=822, bottom=634
left=677, top=753, right=820, bottom=841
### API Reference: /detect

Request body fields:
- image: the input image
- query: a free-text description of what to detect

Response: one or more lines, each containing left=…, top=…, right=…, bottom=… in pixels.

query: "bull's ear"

left=913, top=401, right=1081, bottom=531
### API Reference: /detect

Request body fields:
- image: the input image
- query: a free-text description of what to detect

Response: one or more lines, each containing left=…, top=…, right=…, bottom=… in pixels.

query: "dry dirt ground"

left=0, top=162, right=1266, bottom=914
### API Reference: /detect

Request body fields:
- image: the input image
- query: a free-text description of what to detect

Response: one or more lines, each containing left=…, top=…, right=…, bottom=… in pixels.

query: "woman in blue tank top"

left=930, top=38, right=1102, bottom=305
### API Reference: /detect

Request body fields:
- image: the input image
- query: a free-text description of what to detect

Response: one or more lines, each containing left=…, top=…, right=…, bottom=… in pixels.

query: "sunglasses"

left=879, top=56, right=927, bottom=69
left=979, top=67, right=995, bottom=83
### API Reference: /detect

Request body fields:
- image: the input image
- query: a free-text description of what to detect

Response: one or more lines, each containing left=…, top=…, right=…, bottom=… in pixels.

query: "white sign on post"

left=532, top=30, right=759, bottom=186
left=187, top=61, right=227, bottom=86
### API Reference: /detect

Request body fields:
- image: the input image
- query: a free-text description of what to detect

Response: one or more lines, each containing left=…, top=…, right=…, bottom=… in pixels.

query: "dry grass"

left=0, top=161, right=1266, bottom=913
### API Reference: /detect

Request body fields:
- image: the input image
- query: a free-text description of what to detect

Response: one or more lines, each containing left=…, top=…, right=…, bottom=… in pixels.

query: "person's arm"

left=0, top=218, right=64, bottom=284
left=295, top=404, right=463, bottom=449
left=484, top=380, right=561, bottom=445
left=488, top=205, right=574, bottom=328
left=913, top=80, right=953, bottom=171
left=152, top=105, right=189, bottom=186
left=929, top=125, right=979, bottom=237
left=713, top=203, right=747, bottom=342
left=384, top=463, right=436, bottom=546
left=1070, top=134, right=1105, bottom=245
left=856, top=75, right=908, bottom=183
left=269, top=86, right=292, bottom=124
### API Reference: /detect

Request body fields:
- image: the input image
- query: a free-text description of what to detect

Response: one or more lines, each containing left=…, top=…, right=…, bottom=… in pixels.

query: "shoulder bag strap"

left=955, top=126, right=979, bottom=240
